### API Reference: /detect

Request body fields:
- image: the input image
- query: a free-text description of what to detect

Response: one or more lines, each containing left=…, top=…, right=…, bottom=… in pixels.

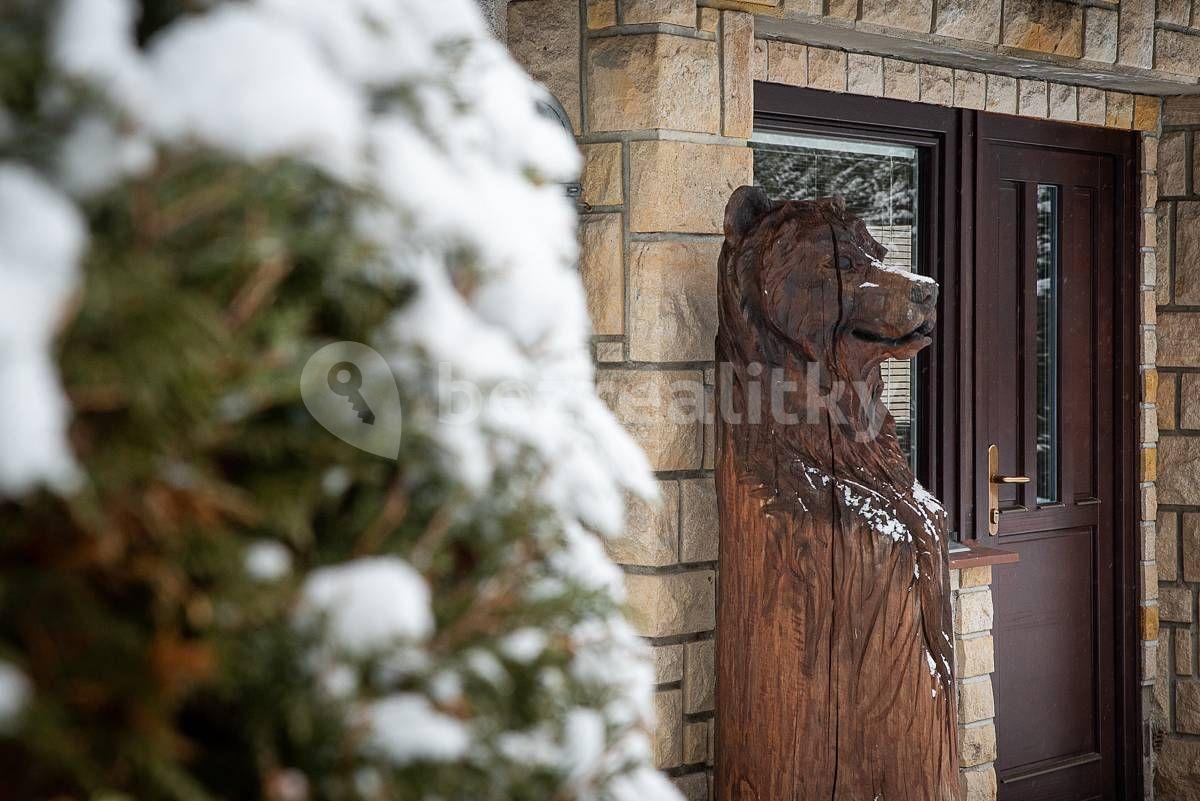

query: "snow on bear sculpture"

left=714, top=187, right=959, bottom=801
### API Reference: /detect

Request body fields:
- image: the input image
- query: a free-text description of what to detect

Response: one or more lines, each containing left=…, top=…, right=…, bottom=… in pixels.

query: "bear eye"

left=836, top=255, right=853, bottom=270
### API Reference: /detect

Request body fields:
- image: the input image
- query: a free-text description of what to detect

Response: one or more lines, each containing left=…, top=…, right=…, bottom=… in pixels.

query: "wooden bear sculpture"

left=714, top=187, right=959, bottom=801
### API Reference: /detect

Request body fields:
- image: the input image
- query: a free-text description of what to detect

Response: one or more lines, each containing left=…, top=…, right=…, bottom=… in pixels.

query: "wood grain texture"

left=714, top=187, right=959, bottom=801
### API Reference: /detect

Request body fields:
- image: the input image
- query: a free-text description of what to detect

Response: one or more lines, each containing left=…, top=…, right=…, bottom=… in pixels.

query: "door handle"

left=987, top=444, right=1030, bottom=534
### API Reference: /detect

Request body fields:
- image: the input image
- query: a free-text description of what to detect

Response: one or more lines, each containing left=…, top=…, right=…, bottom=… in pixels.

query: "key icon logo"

left=300, top=342, right=402, bottom=460
left=327, top=361, right=375, bottom=425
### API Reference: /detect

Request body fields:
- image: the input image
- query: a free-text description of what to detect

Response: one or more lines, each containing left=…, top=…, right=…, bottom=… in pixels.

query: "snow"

left=365, top=693, right=470, bottom=765
left=298, top=557, right=433, bottom=655
left=0, top=166, right=85, bottom=496
left=244, top=540, right=293, bottom=582
left=0, top=660, right=30, bottom=733
left=868, top=254, right=937, bottom=285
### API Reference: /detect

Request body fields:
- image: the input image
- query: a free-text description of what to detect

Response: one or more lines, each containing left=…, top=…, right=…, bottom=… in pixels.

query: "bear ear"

left=724, top=185, right=774, bottom=245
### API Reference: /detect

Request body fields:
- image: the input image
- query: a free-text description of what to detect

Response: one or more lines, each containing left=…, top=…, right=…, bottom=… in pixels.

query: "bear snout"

left=909, top=281, right=938, bottom=307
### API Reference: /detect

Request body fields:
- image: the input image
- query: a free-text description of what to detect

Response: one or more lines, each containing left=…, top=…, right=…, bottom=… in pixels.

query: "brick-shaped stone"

left=629, top=140, right=752, bottom=233
left=609, top=481, right=679, bottom=566
left=508, top=0, right=582, bottom=131
left=861, top=0, right=934, bottom=32
left=672, top=773, right=708, bottom=801
left=1158, top=313, right=1200, bottom=368
left=1160, top=510, right=1180, bottom=582
left=625, top=571, right=715, bottom=636
left=1083, top=6, right=1118, bottom=63
left=1184, top=513, right=1200, bottom=582
left=954, top=588, right=994, bottom=634
left=960, top=565, right=992, bottom=588
left=1117, top=0, right=1154, bottom=69
left=1144, top=603, right=1160, bottom=641
left=1160, top=586, right=1194, bottom=623
left=1134, top=95, right=1160, bottom=132
left=1159, top=0, right=1192, bottom=25
left=1158, top=202, right=1173, bottom=305
left=958, top=721, right=997, bottom=767
left=956, top=633, right=995, bottom=678
left=919, top=64, right=953, bottom=106
left=684, top=638, right=715, bottom=712
left=628, top=239, right=720, bottom=361
left=953, top=70, right=985, bottom=110
left=1180, top=681, right=1200, bottom=734
left=960, top=766, right=997, bottom=801
left=579, top=213, right=624, bottom=335
left=767, top=41, right=807, bottom=86
left=721, top=12, right=754, bottom=139
left=807, top=47, right=847, bottom=92
left=958, top=677, right=995, bottom=723
left=1001, top=0, right=1082, bottom=57
left=1105, top=91, right=1133, bottom=129
left=1165, top=96, right=1200, bottom=126
left=588, top=35, right=719, bottom=134
left=680, top=477, right=718, bottom=562
left=1158, top=736, right=1200, bottom=798
left=847, top=53, right=883, bottom=96
left=597, top=368, right=704, bottom=470
left=581, top=143, right=623, bottom=207
left=1179, top=628, right=1194, bottom=675
left=1160, top=131, right=1187, bottom=197
left=1182, top=374, right=1200, bottom=429
left=1018, top=79, right=1048, bottom=118
left=752, top=38, right=767, bottom=81
left=884, top=59, right=919, bottom=101
left=1156, top=28, right=1200, bottom=77
left=587, top=0, right=617, bottom=28
left=653, top=688, right=683, bottom=767
left=985, top=74, right=1017, bottom=114
left=1048, top=83, right=1077, bottom=122
left=683, top=721, right=708, bottom=764
left=622, top=0, right=695, bottom=25
left=1175, top=202, right=1200, bottom=303
left=934, top=0, right=1000, bottom=43
left=654, top=642, right=685, bottom=683
left=1160, top=371, right=1178, bottom=430
left=1077, top=86, right=1105, bottom=125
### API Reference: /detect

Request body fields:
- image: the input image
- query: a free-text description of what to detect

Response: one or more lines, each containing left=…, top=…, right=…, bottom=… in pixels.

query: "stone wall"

left=505, top=1, right=1164, bottom=798
left=1154, top=95, right=1200, bottom=799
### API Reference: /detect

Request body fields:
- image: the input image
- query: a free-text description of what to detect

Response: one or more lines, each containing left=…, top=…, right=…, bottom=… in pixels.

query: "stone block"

left=1144, top=559, right=1160, bottom=603
left=622, top=0, right=695, bottom=26
left=684, top=638, right=715, bottom=712
left=1144, top=603, right=1160, bottom=641
left=1180, top=681, right=1200, bottom=734
left=587, top=0, right=617, bottom=28
left=808, top=47, right=847, bottom=92
left=683, top=721, right=708, bottom=764
left=680, top=477, right=719, bottom=563
left=955, top=588, right=994, bottom=634
left=1157, top=736, right=1200, bottom=798
left=625, top=571, right=715, bottom=636
left=1158, top=313, right=1200, bottom=368
left=1077, top=86, right=1106, bottom=125
left=1144, top=446, right=1158, bottom=482
left=884, top=58, right=919, bottom=101
left=1144, top=135, right=1159, bottom=172
left=861, top=0, right=934, bottom=32
left=1159, top=0, right=1191, bottom=26
left=1160, top=510, right=1179, bottom=582
left=629, top=140, right=752, bottom=234
left=1134, top=95, right=1160, bottom=132
left=957, top=677, right=995, bottom=723
left=587, top=34, right=719, bottom=134
left=767, top=40, right=807, bottom=86
left=579, top=213, right=624, bottom=336
left=959, top=765, right=997, bottom=801
left=1183, top=374, right=1200, bottom=430
left=848, top=53, right=884, bottom=96
left=1048, top=83, right=1077, bottom=122
left=1001, top=0, right=1082, bottom=57
left=653, top=688, right=683, bottom=768
left=958, top=721, right=997, bottom=767
left=1082, top=6, right=1118, bottom=63
left=721, top=12, right=754, bottom=139
left=953, top=70, right=985, bottom=110
left=1158, top=202, right=1173, bottom=305
left=1104, top=92, right=1133, bottom=129
left=654, top=642, right=685, bottom=683
left=608, top=481, right=679, bottom=566
left=956, top=633, right=995, bottom=678
left=597, top=368, right=704, bottom=470
left=826, top=0, right=858, bottom=19
left=1144, top=212, right=1158, bottom=252
left=1117, top=0, right=1154, bottom=69
left=1156, top=28, right=1200, bottom=77
left=628, top=239, right=720, bottom=362
left=1018, top=79, right=1048, bottom=118
left=1185, top=513, right=1200, bottom=582
left=1175, top=202, right=1200, bottom=303
left=1144, top=485, right=1159, bottom=525
left=1143, top=177, right=1159, bottom=213
left=752, top=38, right=767, bottom=81
left=581, top=143, right=623, bottom=207
left=920, top=64, right=953, bottom=106
left=672, top=773, right=708, bottom=801
left=934, top=0, right=1000, bottom=43
left=1165, top=96, right=1200, bottom=126
left=960, top=565, right=992, bottom=588
left=1160, top=586, right=1194, bottom=623
left=1179, top=628, right=1194, bottom=675
left=1160, top=371, right=1178, bottom=430
left=985, top=73, right=1017, bottom=114
left=508, top=0, right=582, bottom=131
left=595, top=339, right=623, bottom=363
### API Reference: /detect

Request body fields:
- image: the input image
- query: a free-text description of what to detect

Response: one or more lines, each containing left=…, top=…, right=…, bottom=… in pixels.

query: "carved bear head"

left=719, top=185, right=938, bottom=380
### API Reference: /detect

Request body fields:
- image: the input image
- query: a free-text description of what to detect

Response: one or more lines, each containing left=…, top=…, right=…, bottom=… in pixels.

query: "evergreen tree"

left=0, top=2, right=674, bottom=800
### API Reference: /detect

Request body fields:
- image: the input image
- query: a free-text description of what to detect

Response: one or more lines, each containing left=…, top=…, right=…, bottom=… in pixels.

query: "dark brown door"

left=974, top=114, right=1124, bottom=801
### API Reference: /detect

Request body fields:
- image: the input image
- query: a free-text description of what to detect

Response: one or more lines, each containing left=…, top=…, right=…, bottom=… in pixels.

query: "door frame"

left=753, top=83, right=1143, bottom=799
